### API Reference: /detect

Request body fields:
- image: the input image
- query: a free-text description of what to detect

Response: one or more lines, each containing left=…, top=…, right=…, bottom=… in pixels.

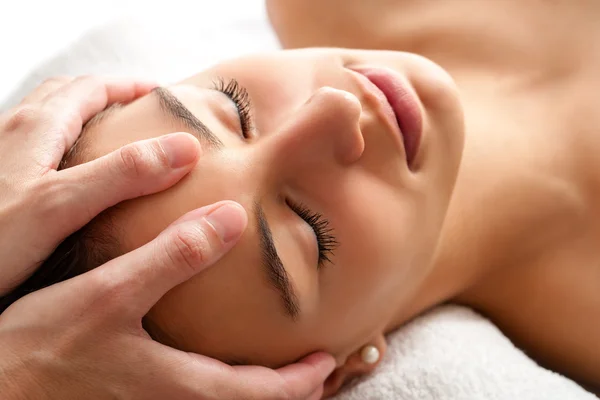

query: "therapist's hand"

left=0, top=76, right=200, bottom=294
left=0, top=201, right=335, bottom=400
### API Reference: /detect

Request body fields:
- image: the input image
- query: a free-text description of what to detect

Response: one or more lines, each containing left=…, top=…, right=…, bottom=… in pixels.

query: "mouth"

left=348, top=66, right=423, bottom=169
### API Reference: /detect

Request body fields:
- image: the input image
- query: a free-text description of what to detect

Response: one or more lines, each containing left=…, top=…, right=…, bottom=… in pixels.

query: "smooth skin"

left=6, top=1, right=598, bottom=398
left=268, top=0, right=600, bottom=394
left=66, top=48, right=464, bottom=397
left=49, top=1, right=600, bottom=397
left=0, top=77, right=334, bottom=400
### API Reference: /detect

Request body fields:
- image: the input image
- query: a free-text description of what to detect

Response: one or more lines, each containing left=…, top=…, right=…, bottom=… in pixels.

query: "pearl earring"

left=360, top=345, right=380, bottom=365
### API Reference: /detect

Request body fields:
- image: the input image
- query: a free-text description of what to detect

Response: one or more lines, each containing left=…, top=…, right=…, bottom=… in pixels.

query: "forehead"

left=81, top=88, right=249, bottom=236
left=83, top=87, right=212, bottom=157
left=76, top=85, right=318, bottom=363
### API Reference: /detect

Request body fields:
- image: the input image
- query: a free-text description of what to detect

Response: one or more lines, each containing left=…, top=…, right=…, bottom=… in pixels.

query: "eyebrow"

left=255, top=202, right=301, bottom=319
left=152, top=87, right=224, bottom=149
left=150, top=87, right=299, bottom=319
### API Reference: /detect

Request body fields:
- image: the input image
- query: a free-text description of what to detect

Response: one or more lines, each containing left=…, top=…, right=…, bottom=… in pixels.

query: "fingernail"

left=204, top=203, right=247, bottom=244
left=159, top=133, right=200, bottom=168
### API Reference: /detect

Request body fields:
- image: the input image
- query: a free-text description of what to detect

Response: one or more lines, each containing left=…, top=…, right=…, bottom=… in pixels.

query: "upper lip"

left=345, top=67, right=407, bottom=161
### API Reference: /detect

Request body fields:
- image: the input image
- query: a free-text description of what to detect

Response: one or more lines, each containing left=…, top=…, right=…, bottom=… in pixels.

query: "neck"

left=384, top=209, right=474, bottom=334
left=386, top=1, right=598, bottom=76
left=379, top=0, right=600, bottom=334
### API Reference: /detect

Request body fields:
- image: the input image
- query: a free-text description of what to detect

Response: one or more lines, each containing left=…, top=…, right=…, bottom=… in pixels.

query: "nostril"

left=311, top=87, right=365, bottom=165
left=324, top=89, right=365, bottom=165
left=331, top=91, right=364, bottom=165
left=339, top=123, right=365, bottom=166
left=295, top=86, right=365, bottom=166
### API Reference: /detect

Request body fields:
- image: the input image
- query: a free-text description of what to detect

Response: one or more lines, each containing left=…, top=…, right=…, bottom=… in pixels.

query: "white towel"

left=1, top=3, right=596, bottom=398
left=334, top=305, right=597, bottom=400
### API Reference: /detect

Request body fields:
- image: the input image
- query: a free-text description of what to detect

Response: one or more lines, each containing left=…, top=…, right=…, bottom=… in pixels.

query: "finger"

left=275, top=352, right=336, bottom=400
left=40, top=76, right=158, bottom=151
left=19, top=76, right=75, bottom=104
left=47, top=132, right=200, bottom=237
left=91, top=200, right=247, bottom=318
left=306, top=386, right=325, bottom=400
left=47, top=76, right=158, bottom=120
left=216, top=352, right=335, bottom=400
left=146, top=348, right=333, bottom=400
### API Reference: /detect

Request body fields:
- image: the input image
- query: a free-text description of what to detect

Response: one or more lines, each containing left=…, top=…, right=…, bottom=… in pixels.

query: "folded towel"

left=1, top=5, right=596, bottom=398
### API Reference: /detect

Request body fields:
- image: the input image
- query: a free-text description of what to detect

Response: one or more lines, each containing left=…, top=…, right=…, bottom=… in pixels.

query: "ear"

left=322, top=335, right=387, bottom=398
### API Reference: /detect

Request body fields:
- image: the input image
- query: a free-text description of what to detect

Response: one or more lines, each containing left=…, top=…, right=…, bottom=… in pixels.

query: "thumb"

left=88, top=201, right=247, bottom=319
left=195, top=352, right=335, bottom=400
left=47, top=132, right=200, bottom=239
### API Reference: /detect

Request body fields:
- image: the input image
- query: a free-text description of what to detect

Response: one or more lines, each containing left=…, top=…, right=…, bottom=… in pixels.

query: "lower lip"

left=356, top=67, right=423, bottom=169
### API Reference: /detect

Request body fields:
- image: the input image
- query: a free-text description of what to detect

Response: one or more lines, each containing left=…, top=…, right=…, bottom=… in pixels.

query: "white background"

left=0, top=0, right=276, bottom=106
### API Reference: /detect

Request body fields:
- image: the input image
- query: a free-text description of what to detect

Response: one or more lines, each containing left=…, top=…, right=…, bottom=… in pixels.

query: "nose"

left=265, top=87, right=365, bottom=177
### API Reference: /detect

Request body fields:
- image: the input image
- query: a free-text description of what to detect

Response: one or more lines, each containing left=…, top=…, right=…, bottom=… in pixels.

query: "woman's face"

left=82, top=48, right=464, bottom=367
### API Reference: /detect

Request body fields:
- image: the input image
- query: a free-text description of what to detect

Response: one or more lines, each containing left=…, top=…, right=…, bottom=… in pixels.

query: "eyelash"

left=213, top=77, right=336, bottom=268
left=287, top=200, right=338, bottom=269
left=212, top=77, right=252, bottom=138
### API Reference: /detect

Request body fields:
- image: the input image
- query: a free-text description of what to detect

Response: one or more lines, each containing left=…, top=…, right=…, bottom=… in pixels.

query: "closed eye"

left=212, top=77, right=253, bottom=138
left=286, top=199, right=338, bottom=269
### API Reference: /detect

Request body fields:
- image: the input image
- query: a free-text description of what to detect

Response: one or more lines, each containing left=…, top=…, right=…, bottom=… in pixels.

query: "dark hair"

left=0, top=229, right=89, bottom=313
left=0, top=212, right=119, bottom=314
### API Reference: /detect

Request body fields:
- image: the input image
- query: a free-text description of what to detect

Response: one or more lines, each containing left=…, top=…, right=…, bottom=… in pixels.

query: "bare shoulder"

left=266, top=0, right=509, bottom=52
left=266, top=0, right=401, bottom=49
left=456, top=243, right=600, bottom=390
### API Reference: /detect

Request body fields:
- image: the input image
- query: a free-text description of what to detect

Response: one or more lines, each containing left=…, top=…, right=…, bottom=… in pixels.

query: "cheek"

left=319, top=178, right=434, bottom=323
left=146, top=239, right=331, bottom=368
left=334, top=179, right=424, bottom=273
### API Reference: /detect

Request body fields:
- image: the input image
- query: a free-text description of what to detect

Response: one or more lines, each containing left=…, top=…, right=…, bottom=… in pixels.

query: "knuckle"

left=116, top=143, right=148, bottom=179
left=73, top=74, right=100, bottom=87
left=167, top=224, right=212, bottom=272
left=150, top=139, right=171, bottom=169
left=60, top=107, right=82, bottom=133
left=40, top=101, right=82, bottom=134
left=4, top=105, right=40, bottom=131
left=42, top=76, right=71, bottom=86
left=113, top=140, right=171, bottom=181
